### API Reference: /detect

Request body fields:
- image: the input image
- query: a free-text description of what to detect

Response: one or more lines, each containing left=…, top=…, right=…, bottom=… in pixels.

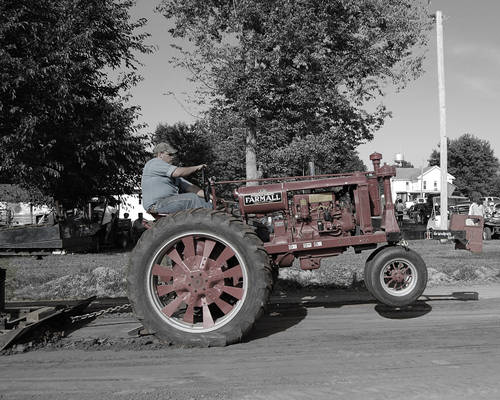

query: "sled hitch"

left=428, top=214, right=484, bottom=253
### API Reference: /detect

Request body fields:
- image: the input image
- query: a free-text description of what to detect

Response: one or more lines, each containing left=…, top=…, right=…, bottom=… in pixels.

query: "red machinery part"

left=237, top=184, right=288, bottom=215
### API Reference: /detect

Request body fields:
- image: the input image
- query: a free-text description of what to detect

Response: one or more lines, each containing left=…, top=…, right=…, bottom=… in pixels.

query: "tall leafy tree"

left=491, top=174, right=500, bottom=197
left=158, top=0, right=432, bottom=179
left=399, top=160, right=414, bottom=168
left=0, top=0, right=152, bottom=207
left=428, top=134, right=500, bottom=197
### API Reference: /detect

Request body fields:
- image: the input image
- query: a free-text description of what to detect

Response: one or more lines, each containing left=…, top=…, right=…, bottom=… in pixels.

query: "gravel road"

left=1, top=284, right=500, bottom=400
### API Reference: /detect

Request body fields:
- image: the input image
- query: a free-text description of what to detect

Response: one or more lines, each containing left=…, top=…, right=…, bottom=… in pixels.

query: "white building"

left=0, top=184, right=51, bottom=225
left=391, top=166, right=455, bottom=205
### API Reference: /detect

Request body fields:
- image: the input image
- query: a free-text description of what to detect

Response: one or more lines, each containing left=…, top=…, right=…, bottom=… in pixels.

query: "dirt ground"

left=1, top=240, right=500, bottom=399
left=2, top=292, right=500, bottom=400
left=2, top=239, right=500, bottom=301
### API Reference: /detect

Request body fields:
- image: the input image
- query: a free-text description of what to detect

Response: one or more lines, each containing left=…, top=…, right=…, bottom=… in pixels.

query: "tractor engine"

left=291, top=193, right=355, bottom=240
left=236, top=184, right=356, bottom=245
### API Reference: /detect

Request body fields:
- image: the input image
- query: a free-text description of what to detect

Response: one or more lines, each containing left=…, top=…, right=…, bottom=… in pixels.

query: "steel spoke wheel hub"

left=379, top=259, right=418, bottom=297
left=147, top=232, right=247, bottom=333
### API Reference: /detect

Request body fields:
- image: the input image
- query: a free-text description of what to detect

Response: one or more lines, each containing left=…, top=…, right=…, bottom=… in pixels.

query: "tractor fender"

left=365, top=244, right=397, bottom=264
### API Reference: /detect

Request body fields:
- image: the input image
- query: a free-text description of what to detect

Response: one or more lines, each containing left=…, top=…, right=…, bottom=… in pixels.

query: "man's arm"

left=182, top=180, right=205, bottom=198
left=171, top=164, right=206, bottom=178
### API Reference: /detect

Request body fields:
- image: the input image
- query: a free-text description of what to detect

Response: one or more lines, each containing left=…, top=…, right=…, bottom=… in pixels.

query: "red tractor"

left=127, top=153, right=478, bottom=346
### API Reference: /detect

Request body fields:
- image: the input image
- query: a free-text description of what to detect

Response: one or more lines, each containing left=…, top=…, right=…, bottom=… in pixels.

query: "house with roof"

left=0, top=184, right=51, bottom=225
left=391, top=166, right=455, bottom=205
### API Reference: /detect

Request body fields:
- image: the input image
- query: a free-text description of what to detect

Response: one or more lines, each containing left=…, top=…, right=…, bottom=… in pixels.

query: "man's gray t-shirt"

left=141, top=158, right=190, bottom=211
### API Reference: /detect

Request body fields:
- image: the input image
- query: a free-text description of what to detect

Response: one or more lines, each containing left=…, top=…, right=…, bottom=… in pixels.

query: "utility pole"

left=436, top=10, right=448, bottom=230
left=420, top=162, right=424, bottom=200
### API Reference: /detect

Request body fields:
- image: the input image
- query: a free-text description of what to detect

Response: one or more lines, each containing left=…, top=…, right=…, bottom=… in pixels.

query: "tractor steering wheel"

left=201, top=166, right=211, bottom=203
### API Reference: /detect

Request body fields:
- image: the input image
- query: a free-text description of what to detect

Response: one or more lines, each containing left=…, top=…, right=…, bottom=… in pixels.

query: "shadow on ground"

left=374, top=301, right=432, bottom=319
left=1, top=287, right=479, bottom=351
left=247, top=287, right=482, bottom=339
left=244, top=303, right=308, bottom=342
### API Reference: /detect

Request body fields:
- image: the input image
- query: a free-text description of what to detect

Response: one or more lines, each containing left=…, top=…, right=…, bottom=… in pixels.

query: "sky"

left=128, top=1, right=500, bottom=169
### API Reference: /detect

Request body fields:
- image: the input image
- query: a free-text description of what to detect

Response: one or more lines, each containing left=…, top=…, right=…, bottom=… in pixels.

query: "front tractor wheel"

left=127, top=209, right=272, bottom=347
left=365, top=246, right=427, bottom=307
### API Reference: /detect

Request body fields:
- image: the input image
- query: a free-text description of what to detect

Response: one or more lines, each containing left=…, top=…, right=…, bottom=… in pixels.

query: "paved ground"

left=1, top=283, right=500, bottom=400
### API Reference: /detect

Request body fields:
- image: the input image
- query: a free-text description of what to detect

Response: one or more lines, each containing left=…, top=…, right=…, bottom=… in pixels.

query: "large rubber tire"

left=364, top=245, right=391, bottom=293
left=483, top=227, right=492, bottom=241
left=365, top=246, right=427, bottom=307
left=363, top=259, right=374, bottom=293
left=127, top=208, right=272, bottom=347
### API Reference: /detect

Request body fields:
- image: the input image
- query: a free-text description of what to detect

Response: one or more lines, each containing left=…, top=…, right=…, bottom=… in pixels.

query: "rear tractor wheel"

left=365, top=246, right=427, bottom=307
left=127, top=209, right=272, bottom=346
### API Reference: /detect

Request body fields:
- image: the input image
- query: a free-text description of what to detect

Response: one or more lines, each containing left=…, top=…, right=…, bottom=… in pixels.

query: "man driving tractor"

left=141, top=142, right=211, bottom=215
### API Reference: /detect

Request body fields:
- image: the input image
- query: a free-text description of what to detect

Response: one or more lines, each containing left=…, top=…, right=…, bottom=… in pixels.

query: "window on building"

left=406, top=182, right=409, bottom=189
left=423, top=181, right=427, bottom=190
left=434, top=181, right=438, bottom=190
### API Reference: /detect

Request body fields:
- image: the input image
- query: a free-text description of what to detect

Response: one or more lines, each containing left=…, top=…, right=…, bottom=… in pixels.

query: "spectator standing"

left=94, top=199, right=117, bottom=243
left=395, top=198, right=405, bottom=226
left=132, top=212, right=148, bottom=243
left=468, top=192, right=484, bottom=217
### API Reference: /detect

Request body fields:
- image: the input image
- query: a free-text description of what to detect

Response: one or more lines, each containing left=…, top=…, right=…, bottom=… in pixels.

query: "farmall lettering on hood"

left=237, top=184, right=288, bottom=214
left=244, top=191, right=282, bottom=205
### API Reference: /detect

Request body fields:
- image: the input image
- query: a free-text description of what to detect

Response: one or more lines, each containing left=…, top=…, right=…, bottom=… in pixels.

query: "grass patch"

left=3, top=240, right=500, bottom=301
left=279, top=240, right=500, bottom=289
left=1, top=258, right=19, bottom=299
left=5, top=252, right=129, bottom=301
left=452, top=266, right=479, bottom=281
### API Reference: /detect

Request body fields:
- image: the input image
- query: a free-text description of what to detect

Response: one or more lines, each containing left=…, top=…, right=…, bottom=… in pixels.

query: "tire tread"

left=127, top=208, right=272, bottom=347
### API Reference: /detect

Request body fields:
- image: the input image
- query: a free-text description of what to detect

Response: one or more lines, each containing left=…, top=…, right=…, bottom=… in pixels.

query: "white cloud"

left=454, top=73, right=500, bottom=98
left=448, top=43, right=500, bottom=97
left=450, top=43, right=500, bottom=66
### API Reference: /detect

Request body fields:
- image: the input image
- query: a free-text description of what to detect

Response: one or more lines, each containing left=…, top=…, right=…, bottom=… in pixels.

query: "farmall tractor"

left=127, top=153, right=480, bottom=346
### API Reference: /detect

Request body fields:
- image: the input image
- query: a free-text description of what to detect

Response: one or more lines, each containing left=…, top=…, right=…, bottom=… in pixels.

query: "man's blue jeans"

left=149, top=193, right=211, bottom=214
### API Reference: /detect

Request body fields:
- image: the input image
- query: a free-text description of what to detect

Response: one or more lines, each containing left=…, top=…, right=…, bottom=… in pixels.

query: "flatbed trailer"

left=0, top=223, right=98, bottom=253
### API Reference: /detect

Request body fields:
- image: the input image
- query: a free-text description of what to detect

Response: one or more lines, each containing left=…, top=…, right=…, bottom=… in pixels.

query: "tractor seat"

left=141, top=211, right=169, bottom=230
left=149, top=212, right=168, bottom=220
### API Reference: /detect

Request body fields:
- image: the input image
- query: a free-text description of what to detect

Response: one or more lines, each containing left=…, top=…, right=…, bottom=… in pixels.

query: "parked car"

left=480, top=196, right=500, bottom=207
left=405, top=197, right=426, bottom=210
left=449, top=203, right=471, bottom=215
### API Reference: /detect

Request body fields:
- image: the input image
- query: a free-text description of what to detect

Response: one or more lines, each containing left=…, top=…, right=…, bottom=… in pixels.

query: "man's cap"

left=153, top=142, right=177, bottom=154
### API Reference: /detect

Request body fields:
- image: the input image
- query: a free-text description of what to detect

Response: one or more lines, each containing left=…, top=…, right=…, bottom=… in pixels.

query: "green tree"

left=200, top=110, right=248, bottom=183
left=265, top=131, right=366, bottom=176
left=491, top=174, right=500, bottom=197
left=0, top=0, right=152, bottom=207
left=399, top=160, right=414, bottom=168
left=428, top=134, right=500, bottom=197
left=158, top=0, right=431, bottom=179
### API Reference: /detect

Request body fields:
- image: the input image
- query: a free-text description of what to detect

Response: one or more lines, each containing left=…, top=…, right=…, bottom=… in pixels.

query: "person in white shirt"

left=466, top=192, right=484, bottom=227
left=468, top=192, right=484, bottom=217
left=94, top=200, right=118, bottom=243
